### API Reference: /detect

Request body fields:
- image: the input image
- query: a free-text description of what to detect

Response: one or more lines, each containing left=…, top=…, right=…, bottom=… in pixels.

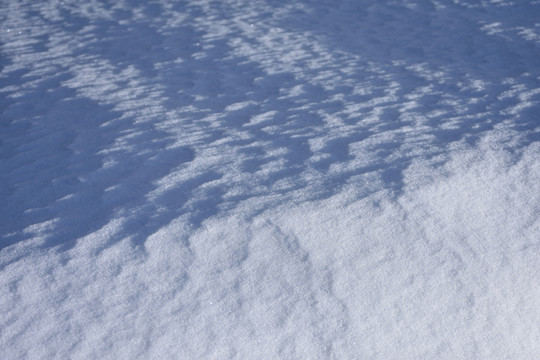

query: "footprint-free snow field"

left=1, top=0, right=539, bottom=358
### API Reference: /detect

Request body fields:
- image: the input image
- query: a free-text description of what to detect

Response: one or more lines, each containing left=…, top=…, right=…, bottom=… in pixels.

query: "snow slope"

left=1, top=0, right=539, bottom=358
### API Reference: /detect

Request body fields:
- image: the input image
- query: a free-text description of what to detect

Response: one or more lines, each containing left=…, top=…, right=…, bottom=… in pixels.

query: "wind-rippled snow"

left=1, top=0, right=539, bottom=359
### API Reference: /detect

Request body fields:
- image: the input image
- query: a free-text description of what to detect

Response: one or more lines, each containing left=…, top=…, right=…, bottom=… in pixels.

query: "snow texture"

left=1, top=0, right=539, bottom=358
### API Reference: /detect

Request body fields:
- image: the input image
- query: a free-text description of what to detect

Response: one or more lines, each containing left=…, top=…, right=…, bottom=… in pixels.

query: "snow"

left=1, top=0, right=539, bottom=358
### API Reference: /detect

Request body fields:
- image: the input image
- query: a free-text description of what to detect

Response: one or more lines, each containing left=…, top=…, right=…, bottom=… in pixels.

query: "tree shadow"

left=2, top=0, right=539, bottom=252
left=274, top=0, right=540, bottom=147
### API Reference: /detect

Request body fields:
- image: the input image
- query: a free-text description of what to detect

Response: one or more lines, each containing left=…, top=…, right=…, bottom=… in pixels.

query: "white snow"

left=1, top=0, right=539, bottom=359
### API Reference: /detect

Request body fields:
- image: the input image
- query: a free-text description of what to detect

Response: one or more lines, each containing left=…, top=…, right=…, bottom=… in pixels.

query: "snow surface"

left=1, top=0, right=540, bottom=358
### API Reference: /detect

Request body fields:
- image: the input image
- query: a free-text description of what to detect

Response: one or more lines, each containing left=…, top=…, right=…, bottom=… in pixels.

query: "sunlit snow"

left=1, top=0, right=539, bottom=358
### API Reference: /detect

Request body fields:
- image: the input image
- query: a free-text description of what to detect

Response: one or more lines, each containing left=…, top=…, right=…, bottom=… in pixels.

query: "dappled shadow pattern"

left=1, top=0, right=539, bottom=250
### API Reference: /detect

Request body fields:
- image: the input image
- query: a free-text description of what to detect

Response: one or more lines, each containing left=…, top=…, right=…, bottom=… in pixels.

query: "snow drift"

left=1, top=0, right=539, bottom=358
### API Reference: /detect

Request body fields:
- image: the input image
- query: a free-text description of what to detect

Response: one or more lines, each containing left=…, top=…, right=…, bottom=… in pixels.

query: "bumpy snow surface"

left=1, top=0, right=540, bottom=358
